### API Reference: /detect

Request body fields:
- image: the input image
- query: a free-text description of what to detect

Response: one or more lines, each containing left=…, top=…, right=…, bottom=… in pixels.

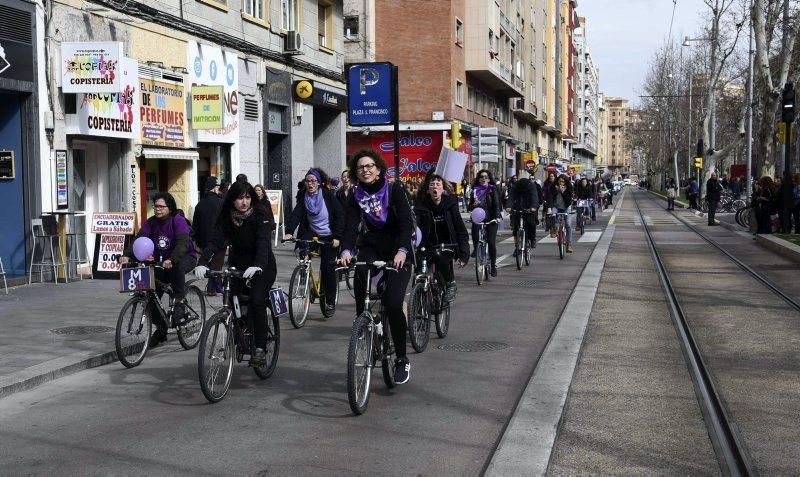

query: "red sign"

left=347, top=131, right=443, bottom=178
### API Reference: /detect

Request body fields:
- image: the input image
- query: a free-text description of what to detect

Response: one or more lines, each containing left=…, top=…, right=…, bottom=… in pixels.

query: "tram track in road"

left=631, top=191, right=755, bottom=476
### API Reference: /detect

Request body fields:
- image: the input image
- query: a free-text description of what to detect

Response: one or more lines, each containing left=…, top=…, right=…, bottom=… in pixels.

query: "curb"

left=754, top=234, right=800, bottom=264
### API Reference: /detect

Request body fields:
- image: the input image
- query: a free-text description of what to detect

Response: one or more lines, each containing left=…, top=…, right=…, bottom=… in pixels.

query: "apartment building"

left=572, top=15, right=598, bottom=174
left=605, top=96, right=631, bottom=177
left=596, top=93, right=609, bottom=174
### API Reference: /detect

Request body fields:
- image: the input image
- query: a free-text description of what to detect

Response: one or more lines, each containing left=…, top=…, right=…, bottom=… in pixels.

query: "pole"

left=477, top=127, right=482, bottom=171
left=746, top=12, right=754, bottom=202
left=688, top=79, right=693, bottom=180
left=392, top=65, right=400, bottom=180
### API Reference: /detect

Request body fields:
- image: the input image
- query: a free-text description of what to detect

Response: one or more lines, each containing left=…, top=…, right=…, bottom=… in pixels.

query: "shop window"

left=344, top=16, right=359, bottom=40
left=318, top=1, right=332, bottom=49
left=243, top=0, right=266, bottom=22
left=282, top=0, right=298, bottom=30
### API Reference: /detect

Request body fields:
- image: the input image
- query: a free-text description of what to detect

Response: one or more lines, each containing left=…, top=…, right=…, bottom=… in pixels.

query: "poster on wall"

left=90, top=212, right=136, bottom=234
left=61, top=42, right=123, bottom=93
left=67, top=57, right=140, bottom=139
left=93, top=233, right=126, bottom=278
left=56, top=150, right=68, bottom=208
left=139, top=77, right=187, bottom=147
left=265, top=190, right=283, bottom=246
left=190, top=85, right=224, bottom=129
left=187, top=41, right=239, bottom=144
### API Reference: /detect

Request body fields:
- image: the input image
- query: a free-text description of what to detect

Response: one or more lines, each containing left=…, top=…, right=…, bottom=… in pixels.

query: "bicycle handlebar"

left=282, top=237, right=334, bottom=246
left=121, top=260, right=164, bottom=270
left=353, top=261, right=398, bottom=272
left=205, top=268, right=245, bottom=279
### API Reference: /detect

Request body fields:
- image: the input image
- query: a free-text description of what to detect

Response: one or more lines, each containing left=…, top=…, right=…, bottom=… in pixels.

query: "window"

left=468, top=86, right=476, bottom=111
left=455, top=80, right=464, bottom=107
left=344, top=16, right=359, bottom=39
left=243, top=0, right=265, bottom=21
left=282, top=0, right=297, bottom=30
left=477, top=94, right=485, bottom=116
left=198, top=0, right=227, bottom=10
left=318, top=1, right=332, bottom=49
left=455, top=17, right=464, bottom=46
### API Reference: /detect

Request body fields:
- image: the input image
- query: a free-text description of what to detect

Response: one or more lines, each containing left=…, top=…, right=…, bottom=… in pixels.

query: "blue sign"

left=347, top=62, right=394, bottom=126
left=269, top=288, right=289, bottom=316
left=119, top=266, right=155, bottom=292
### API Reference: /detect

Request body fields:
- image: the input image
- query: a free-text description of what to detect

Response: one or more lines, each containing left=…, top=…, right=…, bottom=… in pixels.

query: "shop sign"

left=347, top=62, right=394, bottom=126
left=91, top=212, right=136, bottom=234
left=139, top=77, right=186, bottom=147
left=191, top=85, right=223, bottom=129
left=188, top=41, right=238, bottom=143
left=0, top=37, right=34, bottom=83
left=346, top=130, right=443, bottom=178
left=67, top=58, right=139, bottom=139
left=293, top=80, right=347, bottom=111
left=0, top=150, right=15, bottom=179
left=61, top=42, right=123, bottom=93
left=94, top=233, right=125, bottom=273
left=56, top=150, right=68, bottom=208
left=265, top=190, right=283, bottom=246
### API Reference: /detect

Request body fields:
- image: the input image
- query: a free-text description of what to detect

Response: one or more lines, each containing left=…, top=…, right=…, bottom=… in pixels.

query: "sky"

left=578, top=0, right=708, bottom=105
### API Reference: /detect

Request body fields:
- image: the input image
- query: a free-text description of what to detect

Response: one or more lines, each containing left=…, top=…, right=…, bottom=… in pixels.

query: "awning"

left=141, top=148, right=199, bottom=161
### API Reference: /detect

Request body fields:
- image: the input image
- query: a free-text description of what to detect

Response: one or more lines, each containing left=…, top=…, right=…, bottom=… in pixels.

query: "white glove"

left=243, top=266, right=262, bottom=279
left=194, top=265, right=209, bottom=280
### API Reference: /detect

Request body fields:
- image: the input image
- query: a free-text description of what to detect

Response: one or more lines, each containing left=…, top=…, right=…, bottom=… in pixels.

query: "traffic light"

left=470, top=127, right=499, bottom=163
left=694, top=157, right=703, bottom=169
left=782, top=82, right=795, bottom=123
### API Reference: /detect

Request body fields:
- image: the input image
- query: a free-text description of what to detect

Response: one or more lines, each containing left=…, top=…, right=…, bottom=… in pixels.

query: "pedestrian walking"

left=666, top=178, right=677, bottom=210
left=706, top=172, right=723, bottom=225
left=755, top=176, right=774, bottom=234
left=686, top=178, right=699, bottom=209
left=192, top=177, right=225, bottom=295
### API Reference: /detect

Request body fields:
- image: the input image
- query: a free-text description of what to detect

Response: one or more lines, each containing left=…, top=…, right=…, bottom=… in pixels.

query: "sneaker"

left=148, top=328, right=167, bottom=348
left=172, top=302, right=186, bottom=327
left=445, top=282, right=457, bottom=301
left=566, top=245, right=574, bottom=253
left=394, top=358, right=411, bottom=384
left=324, top=303, right=336, bottom=315
left=550, top=229, right=557, bottom=238
left=490, top=264, right=498, bottom=277
left=250, top=348, right=266, bottom=366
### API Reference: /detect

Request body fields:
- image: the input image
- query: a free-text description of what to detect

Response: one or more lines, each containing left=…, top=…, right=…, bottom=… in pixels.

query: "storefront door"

left=72, top=142, right=110, bottom=255
left=0, top=92, right=26, bottom=276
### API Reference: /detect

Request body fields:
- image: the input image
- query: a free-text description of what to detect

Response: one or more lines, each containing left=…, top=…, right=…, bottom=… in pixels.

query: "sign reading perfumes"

left=191, top=85, right=224, bottom=129
left=139, top=78, right=187, bottom=147
left=61, top=42, right=123, bottom=93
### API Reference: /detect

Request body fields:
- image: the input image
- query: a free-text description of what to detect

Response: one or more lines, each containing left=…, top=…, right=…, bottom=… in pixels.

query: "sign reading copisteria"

left=191, top=85, right=223, bottom=129
left=61, top=42, right=123, bottom=93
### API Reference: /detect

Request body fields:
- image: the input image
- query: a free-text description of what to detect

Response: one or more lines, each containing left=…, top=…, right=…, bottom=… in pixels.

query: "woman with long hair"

left=547, top=174, right=575, bottom=253
left=194, top=181, right=277, bottom=366
left=338, top=149, right=415, bottom=384
left=755, top=176, right=775, bottom=234
left=469, top=169, right=502, bottom=276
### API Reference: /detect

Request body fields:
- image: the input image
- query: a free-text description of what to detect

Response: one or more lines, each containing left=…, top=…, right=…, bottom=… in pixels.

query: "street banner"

left=347, top=62, right=394, bottom=126
left=139, top=77, right=187, bottom=147
left=266, top=190, right=283, bottom=246
left=188, top=41, right=239, bottom=143
left=61, top=42, right=123, bottom=93
left=190, top=85, right=224, bottom=129
left=91, top=212, right=136, bottom=234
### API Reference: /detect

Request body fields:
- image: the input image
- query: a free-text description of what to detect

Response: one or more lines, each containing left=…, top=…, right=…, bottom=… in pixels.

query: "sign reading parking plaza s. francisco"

left=347, top=62, right=394, bottom=126
left=61, top=42, right=123, bottom=93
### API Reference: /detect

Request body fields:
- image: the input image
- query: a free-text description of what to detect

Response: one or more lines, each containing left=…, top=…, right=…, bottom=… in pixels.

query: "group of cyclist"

left=120, top=148, right=611, bottom=388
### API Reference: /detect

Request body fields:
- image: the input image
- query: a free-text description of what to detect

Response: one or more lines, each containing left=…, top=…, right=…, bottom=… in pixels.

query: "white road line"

left=577, top=231, right=602, bottom=243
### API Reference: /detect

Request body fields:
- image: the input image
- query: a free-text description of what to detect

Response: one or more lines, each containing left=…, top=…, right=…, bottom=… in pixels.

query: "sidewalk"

left=0, top=247, right=300, bottom=399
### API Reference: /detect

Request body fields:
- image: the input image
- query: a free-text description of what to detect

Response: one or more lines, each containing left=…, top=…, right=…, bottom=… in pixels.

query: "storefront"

left=292, top=78, right=347, bottom=183
left=0, top=0, right=39, bottom=277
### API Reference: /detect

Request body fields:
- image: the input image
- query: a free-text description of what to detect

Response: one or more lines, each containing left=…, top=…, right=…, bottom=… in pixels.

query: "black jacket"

left=341, top=179, right=414, bottom=260
left=285, top=188, right=344, bottom=240
left=199, top=206, right=276, bottom=281
left=192, top=191, right=223, bottom=248
left=706, top=178, right=723, bottom=201
left=414, top=194, right=470, bottom=263
left=510, top=178, right=540, bottom=210
left=548, top=184, right=574, bottom=210
left=575, top=182, right=593, bottom=200
left=469, top=186, right=502, bottom=220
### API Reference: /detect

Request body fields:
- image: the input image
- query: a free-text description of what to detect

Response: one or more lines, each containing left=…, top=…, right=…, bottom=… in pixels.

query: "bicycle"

left=408, top=244, right=456, bottom=352
left=116, top=262, right=207, bottom=368
left=284, top=237, right=339, bottom=328
left=509, top=210, right=533, bottom=270
left=552, top=210, right=573, bottom=259
left=197, top=268, right=281, bottom=403
left=346, top=261, right=399, bottom=415
left=474, top=218, right=498, bottom=285
left=575, top=199, right=593, bottom=235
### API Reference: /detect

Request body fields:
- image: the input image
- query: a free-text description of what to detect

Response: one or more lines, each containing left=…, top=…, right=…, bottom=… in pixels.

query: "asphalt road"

left=0, top=212, right=610, bottom=474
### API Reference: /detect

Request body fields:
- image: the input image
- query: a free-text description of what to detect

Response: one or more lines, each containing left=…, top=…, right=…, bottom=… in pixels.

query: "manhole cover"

left=513, top=280, right=550, bottom=287
left=50, top=326, right=115, bottom=335
left=438, top=341, right=510, bottom=352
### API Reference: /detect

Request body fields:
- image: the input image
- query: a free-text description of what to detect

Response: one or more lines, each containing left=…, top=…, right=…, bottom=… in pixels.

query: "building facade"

left=605, top=96, right=631, bottom=178
left=572, top=15, right=598, bottom=175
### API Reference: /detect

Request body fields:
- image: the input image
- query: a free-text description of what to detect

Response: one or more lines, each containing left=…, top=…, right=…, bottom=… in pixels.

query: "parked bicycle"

left=196, top=268, right=281, bottom=403
left=474, top=218, right=498, bottom=285
left=408, top=244, right=455, bottom=353
left=346, top=261, right=399, bottom=415
left=116, top=262, right=206, bottom=368
left=284, top=237, right=338, bottom=328
left=509, top=210, right=533, bottom=270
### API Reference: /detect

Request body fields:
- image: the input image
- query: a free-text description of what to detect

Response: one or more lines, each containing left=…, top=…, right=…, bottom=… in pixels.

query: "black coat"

left=575, top=183, right=593, bottom=200
left=706, top=178, right=723, bottom=201
left=510, top=178, right=540, bottom=210
left=341, top=179, right=414, bottom=260
left=414, top=194, right=470, bottom=263
left=548, top=184, right=574, bottom=210
left=192, top=191, right=223, bottom=248
left=199, top=206, right=276, bottom=282
left=469, top=186, right=502, bottom=220
left=285, top=188, right=344, bottom=240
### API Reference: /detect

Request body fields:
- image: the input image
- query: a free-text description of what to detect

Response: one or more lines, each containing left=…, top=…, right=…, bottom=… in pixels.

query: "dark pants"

left=471, top=222, right=498, bottom=265
left=429, top=254, right=455, bottom=283
left=689, top=193, right=698, bottom=209
left=152, top=254, right=197, bottom=330
left=707, top=200, right=718, bottom=225
left=230, top=270, right=274, bottom=349
left=511, top=212, right=537, bottom=243
left=756, top=206, right=772, bottom=234
left=667, top=197, right=675, bottom=210
left=793, top=205, right=800, bottom=234
left=317, top=238, right=338, bottom=306
left=354, top=248, right=412, bottom=360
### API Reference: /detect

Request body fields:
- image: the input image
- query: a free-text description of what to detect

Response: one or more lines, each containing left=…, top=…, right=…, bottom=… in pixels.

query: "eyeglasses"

left=356, top=163, right=377, bottom=171
left=153, top=204, right=168, bottom=210
left=305, top=178, right=318, bottom=184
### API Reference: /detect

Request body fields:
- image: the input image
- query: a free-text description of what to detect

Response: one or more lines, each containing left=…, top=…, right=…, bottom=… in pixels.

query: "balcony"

left=511, top=97, right=541, bottom=125
left=466, top=56, right=524, bottom=97
left=499, top=10, right=518, bottom=43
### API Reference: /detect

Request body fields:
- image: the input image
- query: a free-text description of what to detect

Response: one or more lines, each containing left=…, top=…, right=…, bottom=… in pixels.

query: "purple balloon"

left=132, top=237, right=155, bottom=261
left=470, top=207, right=486, bottom=224
left=413, top=226, right=422, bottom=247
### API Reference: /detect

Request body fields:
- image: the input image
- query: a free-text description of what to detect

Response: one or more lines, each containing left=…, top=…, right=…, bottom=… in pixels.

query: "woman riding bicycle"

left=507, top=176, right=540, bottom=255
left=194, top=181, right=277, bottom=366
left=575, top=176, right=594, bottom=225
left=284, top=168, right=344, bottom=315
left=414, top=171, right=470, bottom=301
left=469, top=169, right=502, bottom=277
left=119, top=192, right=197, bottom=347
left=338, top=149, right=414, bottom=384
left=547, top=174, right=575, bottom=253
left=542, top=172, right=557, bottom=236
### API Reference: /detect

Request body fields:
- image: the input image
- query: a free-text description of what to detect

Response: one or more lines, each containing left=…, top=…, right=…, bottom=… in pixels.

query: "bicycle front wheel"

left=347, top=313, right=374, bottom=415
left=288, top=265, right=311, bottom=329
left=198, top=313, right=235, bottom=403
left=115, top=296, right=152, bottom=368
left=482, top=243, right=491, bottom=281
left=558, top=228, right=565, bottom=260
left=435, top=302, right=451, bottom=338
left=408, top=282, right=431, bottom=353
left=381, top=318, right=396, bottom=389
left=254, top=308, right=280, bottom=379
left=475, top=244, right=484, bottom=285
left=178, top=285, right=206, bottom=350
left=515, top=228, right=524, bottom=270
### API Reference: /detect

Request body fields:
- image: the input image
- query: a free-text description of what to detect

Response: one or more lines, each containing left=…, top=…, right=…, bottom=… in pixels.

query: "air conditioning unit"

left=284, top=31, right=303, bottom=55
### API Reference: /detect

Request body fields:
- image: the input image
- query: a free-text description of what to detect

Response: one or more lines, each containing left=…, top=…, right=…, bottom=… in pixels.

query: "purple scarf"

left=474, top=183, right=495, bottom=201
left=304, top=190, right=331, bottom=236
left=354, top=180, right=390, bottom=228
